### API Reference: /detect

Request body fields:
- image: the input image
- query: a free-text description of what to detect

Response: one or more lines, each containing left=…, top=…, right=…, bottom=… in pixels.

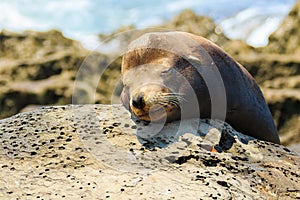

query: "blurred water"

left=0, top=0, right=296, bottom=49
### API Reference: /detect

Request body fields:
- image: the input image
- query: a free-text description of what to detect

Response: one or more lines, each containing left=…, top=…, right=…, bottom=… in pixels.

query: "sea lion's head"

left=121, top=49, right=187, bottom=123
left=121, top=32, right=213, bottom=123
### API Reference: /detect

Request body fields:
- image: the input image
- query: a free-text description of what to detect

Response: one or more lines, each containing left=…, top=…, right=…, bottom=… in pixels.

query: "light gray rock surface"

left=0, top=104, right=299, bottom=199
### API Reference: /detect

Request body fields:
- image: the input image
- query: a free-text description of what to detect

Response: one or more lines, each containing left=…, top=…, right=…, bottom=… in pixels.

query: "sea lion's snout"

left=131, top=93, right=145, bottom=109
left=129, top=85, right=181, bottom=123
left=129, top=85, right=167, bottom=122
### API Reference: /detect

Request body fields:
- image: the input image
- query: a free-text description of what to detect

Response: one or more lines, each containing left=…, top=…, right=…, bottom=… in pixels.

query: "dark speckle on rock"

left=217, top=181, right=230, bottom=188
left=131, top=125, right=137, bottom=129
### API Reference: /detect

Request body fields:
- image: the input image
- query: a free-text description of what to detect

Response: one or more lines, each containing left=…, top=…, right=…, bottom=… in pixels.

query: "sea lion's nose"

left=132, top=93, right=145, bottom=109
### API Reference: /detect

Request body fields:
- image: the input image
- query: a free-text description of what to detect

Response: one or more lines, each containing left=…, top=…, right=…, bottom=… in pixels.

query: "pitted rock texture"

left=0, top=104, right=299, bottom=199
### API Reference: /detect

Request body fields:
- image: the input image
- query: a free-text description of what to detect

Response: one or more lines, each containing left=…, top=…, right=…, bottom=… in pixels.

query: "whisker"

left=177, top=96, right=187, bottom=102
left=146, top=92, right=186, bottom=108
left=169, top=96, right=186, bottom=102
left=158, top=101, right=169, bottom=106
left=169, top=101, right=180, bottom=107
left=162, top=92, right=185, bottom=96
left=161, top=93, right=185, bottom=97
left=165, top=98, right=179, bottom=107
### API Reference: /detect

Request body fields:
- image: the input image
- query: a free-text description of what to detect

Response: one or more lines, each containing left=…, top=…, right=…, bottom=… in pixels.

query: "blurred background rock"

left=0, top=0, right=299, bottom=149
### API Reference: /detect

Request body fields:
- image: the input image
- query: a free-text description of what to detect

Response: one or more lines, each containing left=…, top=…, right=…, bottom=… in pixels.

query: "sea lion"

left=120, top=31, right=280, bottom=144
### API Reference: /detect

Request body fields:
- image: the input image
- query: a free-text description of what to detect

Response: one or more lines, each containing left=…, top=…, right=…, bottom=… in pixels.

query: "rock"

left=19, top=105, right=43, bottom=113
left=262, top=78, right=300, bottom=147
left=234, top=53, right=300, bottom=84
left=260, top=71, right=300, bottom=147
left=1, top=2, right=300, bottom=150
left=263, top=88, right=300, bottom=127
left=99, top=9, right=230, bottom=48
left=0, top=29, right=83, bottom=60
left=0, top=104, right=299, bottom=199
left=278, top=116, right=300, bottom=146
left=263, top=75, right=300, bottom=89
left=0, top=30, right=122, bottom=119
left=159, top=9, right=229, bottom=46
left=264, top=0, right=300, bottom=54
left=289, top=143, right=300, bottom=154
left=0, top=29, right=87, bottom=119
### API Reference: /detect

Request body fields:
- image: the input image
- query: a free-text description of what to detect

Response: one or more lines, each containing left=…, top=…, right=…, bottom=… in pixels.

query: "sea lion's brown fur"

left=121, top=31, right=280, bottom=144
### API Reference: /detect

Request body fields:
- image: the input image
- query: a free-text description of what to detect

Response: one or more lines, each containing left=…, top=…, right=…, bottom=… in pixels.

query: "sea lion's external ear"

left=121, top=87, right=130, bottom=111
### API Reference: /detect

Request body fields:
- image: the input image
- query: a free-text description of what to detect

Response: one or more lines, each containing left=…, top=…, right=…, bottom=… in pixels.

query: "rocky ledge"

left=0, top=104, right=299, bottom=199
left=1, top=2, right=300, bottom=149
